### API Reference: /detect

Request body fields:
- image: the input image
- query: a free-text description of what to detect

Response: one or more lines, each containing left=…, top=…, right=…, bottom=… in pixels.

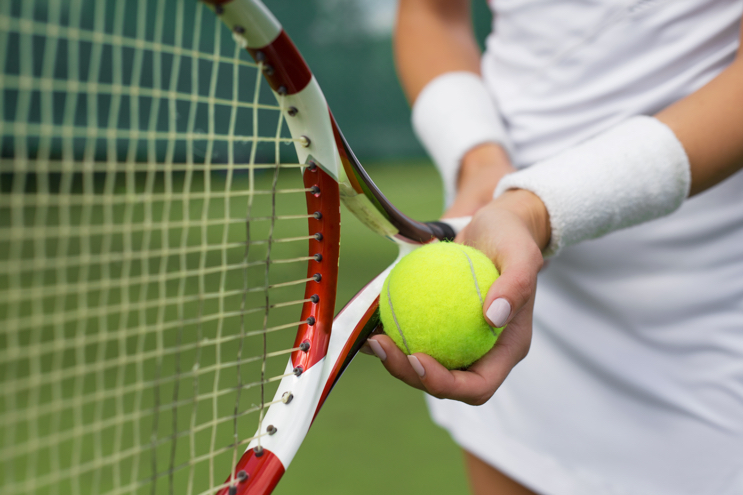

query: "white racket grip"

left=441, top=216, right=472, bottom=236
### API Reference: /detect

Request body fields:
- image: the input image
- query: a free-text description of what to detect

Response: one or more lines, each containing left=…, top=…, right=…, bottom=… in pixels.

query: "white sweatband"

left=494, top=116, right=691, bottom=257
left=412, top=72, right=512, bottom=207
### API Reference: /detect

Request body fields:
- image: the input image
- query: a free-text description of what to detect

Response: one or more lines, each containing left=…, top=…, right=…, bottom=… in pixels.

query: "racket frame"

left=208, top=1, right=455, bottom=493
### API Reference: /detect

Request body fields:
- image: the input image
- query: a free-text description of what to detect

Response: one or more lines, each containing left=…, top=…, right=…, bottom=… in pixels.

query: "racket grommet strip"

left=299, top=135, right=311, bottom=147
left=300, top=341, right=311, bottom=352
left=310, top=185, right=320, bottom=195
left=236, top=470, right=249, bottom=483
left=281, top=392, right=294, bottom=404
left=307, top=160, right=318, bottom=171
left=287, top=106, right=298, bottom=116
left=310, top=294, right=320, bottom=303
left=306, top=316, right=316, bottom=326
left=263, top=64, right=275, bottom=76
left=214, top=4, right=224, bottom=14
left=253, top=446, right=264, bottom=457
left=232, top=25, right=245, bottom=34
left=266, top=425, right=278, bottom=435
left=312, top=273, right=322, bottom=282
left=313, top=211, right=322, bottom=219
left=314, top=232, right=323, bottom=241
left=293, top=366, right=304, bottom=377
left=228, top=486, right=237, bottom=495
left=277, top=86, right=288, bottom=96
left=255, top=51, right=266, bottom=62
left=313, top=253, right=323, bottom=262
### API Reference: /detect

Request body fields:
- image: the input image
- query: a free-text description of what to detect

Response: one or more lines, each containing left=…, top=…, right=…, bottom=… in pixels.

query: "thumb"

left=483, top=240, right=543, bottom=327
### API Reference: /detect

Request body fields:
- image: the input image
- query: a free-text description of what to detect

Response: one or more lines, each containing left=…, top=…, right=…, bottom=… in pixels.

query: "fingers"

left=359, top=325, right=385, bottom=355
left=366, top=335, right=426, bottom=391
left=364, top=191, right=545, bottom=405
left=365, top=334, right=471, bottom=398
left=358, top=341, right=375, bottom=355
left=365, top=304, right=533, bottom=405
left=363, top=340, right=520, bottom=406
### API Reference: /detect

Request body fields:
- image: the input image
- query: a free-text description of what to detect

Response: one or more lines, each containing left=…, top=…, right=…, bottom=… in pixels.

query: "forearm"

left=657, top=53, right=743, bottom=196
left=443, top=143, right=514, bottom=218
left=395, top=0, right=481, bottom=102
left=396, top=0, right=513, bottom=212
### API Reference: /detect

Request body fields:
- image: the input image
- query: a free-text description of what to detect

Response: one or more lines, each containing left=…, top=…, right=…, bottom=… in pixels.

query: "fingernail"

left=359, top=342, right=374, bottom=355
left=367, top=338, right=387, bottom=361
left=408, top=355, right=425, bottom=378
left=486, top=298, right=511, bottom=328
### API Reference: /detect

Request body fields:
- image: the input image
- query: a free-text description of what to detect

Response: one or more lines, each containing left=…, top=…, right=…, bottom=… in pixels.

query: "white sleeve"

left=412, top=72, right=513, bottom=207
left=494, top=116, right=691, bottom=257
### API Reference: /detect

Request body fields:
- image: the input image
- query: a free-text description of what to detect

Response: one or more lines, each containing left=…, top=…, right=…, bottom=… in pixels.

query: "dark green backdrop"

left=4, top=0, right=492, bottom=165
left=265, top=0, right=494, bottom=161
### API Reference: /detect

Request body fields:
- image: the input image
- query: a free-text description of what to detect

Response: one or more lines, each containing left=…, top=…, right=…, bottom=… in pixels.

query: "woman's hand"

left=366, top=189, right=551, bottom=405
left=443, top=143, right=515, bottom=219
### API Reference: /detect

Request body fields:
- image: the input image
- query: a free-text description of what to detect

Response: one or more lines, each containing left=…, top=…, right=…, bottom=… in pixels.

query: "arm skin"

left=367, top=10, right=743, bottom=406
left=395, top=0, right=514, bottom=218
left=657, top=39, right=743, bottom=197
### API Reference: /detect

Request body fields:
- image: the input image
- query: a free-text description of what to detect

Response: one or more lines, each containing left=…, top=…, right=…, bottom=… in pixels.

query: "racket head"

left=209, top=1, right=461, bottom=493
left=0, top=0, right=462, bottom=493
left=0, top=0, right=333, bottom=493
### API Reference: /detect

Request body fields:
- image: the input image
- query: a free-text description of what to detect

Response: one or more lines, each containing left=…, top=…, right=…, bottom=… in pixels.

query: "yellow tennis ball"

left=379, top=242, right=503, bottom=370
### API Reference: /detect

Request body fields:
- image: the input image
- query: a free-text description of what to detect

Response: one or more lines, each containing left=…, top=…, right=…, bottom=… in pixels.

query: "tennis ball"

left=379, top=242, right=503, bottom=370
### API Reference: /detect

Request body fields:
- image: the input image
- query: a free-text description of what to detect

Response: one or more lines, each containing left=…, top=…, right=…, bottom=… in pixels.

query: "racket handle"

left=428, top=216, right=471, bottom=239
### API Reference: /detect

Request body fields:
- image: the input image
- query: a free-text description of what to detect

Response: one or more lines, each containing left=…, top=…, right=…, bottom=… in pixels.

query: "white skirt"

left=427, top=170, right=743, bottom=495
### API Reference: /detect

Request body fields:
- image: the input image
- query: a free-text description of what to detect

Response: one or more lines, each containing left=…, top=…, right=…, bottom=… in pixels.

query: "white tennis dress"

left=426, top=1, right=743, bottom=494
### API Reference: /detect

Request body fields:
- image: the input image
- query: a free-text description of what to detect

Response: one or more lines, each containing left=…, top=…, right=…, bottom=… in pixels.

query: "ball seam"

left=455, top=246, right=497, bottom=337
left=386, top=275, right=412, bottom=354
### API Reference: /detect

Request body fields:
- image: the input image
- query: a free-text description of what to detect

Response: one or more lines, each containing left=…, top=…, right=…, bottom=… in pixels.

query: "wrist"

left=458, top=143, right=513, bottom=190
left=495, top=189, right=551, bottom=252
left=443, top=144, right=515, bottom=218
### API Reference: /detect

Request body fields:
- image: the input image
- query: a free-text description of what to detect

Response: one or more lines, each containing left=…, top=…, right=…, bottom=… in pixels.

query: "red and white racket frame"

left=207, top=1, right=460, bottom=493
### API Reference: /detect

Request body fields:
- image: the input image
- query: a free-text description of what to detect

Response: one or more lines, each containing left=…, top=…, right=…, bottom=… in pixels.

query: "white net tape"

left=0, top=1, right=309, bottom=493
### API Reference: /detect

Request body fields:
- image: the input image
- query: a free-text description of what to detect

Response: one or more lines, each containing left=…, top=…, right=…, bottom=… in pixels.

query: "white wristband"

left=494, top=116, right=691, bottom=257
left=412, top=72, right=512, bottom=207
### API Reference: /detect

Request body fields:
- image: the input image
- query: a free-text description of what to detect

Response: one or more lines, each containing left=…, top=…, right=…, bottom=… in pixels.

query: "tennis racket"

left=0, top=1, right=467, bottom=494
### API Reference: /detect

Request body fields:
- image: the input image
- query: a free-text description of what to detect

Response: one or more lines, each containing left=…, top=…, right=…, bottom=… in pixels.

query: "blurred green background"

left=264, top=0, right=494, bottom=160
left=261, top=1, right=495, bottom=493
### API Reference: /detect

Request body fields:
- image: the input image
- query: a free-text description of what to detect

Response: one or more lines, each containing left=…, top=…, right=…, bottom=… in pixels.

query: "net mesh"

left=0, top=1, right=310, bottom=493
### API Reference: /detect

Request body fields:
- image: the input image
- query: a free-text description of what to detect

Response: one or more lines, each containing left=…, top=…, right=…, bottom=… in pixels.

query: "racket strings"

left=0, top=232, right=317, bottom=308
left=2, top=316, right=310, bottom=406
left=0, top=161, right=304, bottom=173
left=2, top=346, right=303, bottom=468
left=249, top=75, right=284, bottom=458
left=0, top=187, right=313, bottom=207
left=0, top=217, right=316, bottom=278
left=0, top=1, right=313, bottom=494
